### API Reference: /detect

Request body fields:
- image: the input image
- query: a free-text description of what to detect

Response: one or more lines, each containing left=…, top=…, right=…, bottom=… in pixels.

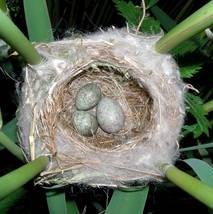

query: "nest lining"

left=18, top=29, right=185, bottom=187
left=57, top=64, right=153, bottom=150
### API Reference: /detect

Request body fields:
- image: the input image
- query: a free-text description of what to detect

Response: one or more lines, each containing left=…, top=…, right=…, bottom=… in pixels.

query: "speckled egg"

left=96, top=97, right=125, bottom=133
left=75, top=83, right=101, bottom=110
left=73, top=111, right=98, bottom=137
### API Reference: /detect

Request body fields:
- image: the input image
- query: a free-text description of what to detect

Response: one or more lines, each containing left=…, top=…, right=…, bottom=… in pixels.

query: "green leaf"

left=0, top=187, right=26, bottom=213
left=185, top=93, right=210, bottom=137
left=46, top=191, right=67, bottom=214
left=184, top=159, right=213, bottom=187
left=106, top=186, right=149, bottom=214
left=140, top=17, right=161, bottom=34
left=0, top=108, right=2, bottom=129
left=150, top=6, right=176, bottom=31
left=1, top=118, right=17, bottom=142
left=180, top=142, right=213, bottom=152
left=171, top=40, right=198, bottom=56
left=46, top=191, right=79, bottom=214
left=112, top=0, right=142, bottom=27
left=180, top=64, right=202, bottom=79
left=0, top=0, right=7, bottom=13
left=0, top=118, right=17, bottom=152
left=23, top=0, right=54, bottom=42
left=182, top=124, right=203, bottom=138
left=146, top=0, right=159, bottom=9
left=66, top=199, right=79, bottom=214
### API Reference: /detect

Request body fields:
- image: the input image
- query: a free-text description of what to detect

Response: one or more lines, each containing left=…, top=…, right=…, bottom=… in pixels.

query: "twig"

left=136, top=0, right=146, bottom=34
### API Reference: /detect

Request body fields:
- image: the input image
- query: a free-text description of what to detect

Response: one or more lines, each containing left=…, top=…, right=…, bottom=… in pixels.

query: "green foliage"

left=179, top=142, right=213, bottom=152
left=1, top=118, right=17, bottom=142
left=180, top=64, right=202, bottom=79
left=0, top=187, right=26, bottom=213
left=112, top=0, right=160, bottom=34
left=146, top=0, right=159, bottom=9
left=139, top=17, right=160, bottom=34
left=112, top=0, right=141, bottom=26
left=184, top=159, right=213, bottom=187
left=182, top=124, right=203, bottom=138
left=46, top=191, right=79, bottom=214
left=0, top=108, right=2, bottom=129
left=23, top=0, right=54, bottom=42
left=171, top=40, right=198, bottom=56
left=150, top=5, right=176, bottom=31
left=106, top=187, right=149, bottom=214
left=184, top=93, right=211, bottom=138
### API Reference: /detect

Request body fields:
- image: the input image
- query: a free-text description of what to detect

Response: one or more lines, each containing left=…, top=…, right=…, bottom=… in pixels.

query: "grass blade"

left=66, top=199, right=79, bottom=214
left=151, top=5, right=176, bottom=31
left=0, top=108, right=2, bottom=129
left=1, top=117, right=17, bottom=142
left=179, top=142, right=213, bottom=152
left=46, top=191, right=67, bottom=214
left=23, top=0, right=54, bottom=42
left=0, top=156, right=49, bottom=200
left=46, top=191, right=79, bottom=214
left=184, top=158, right=213, bottom=186
left=106, top=187, right=149, bottom=214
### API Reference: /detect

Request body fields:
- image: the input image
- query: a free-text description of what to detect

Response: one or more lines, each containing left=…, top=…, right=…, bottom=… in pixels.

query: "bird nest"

left=17, top=29, right=185, bottom=187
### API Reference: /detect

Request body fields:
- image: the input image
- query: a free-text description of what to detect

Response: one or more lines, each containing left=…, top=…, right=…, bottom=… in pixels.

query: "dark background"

left=0, top=0, right=212, bottom=213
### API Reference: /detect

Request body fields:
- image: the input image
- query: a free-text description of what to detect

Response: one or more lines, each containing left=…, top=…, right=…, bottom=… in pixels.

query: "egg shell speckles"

left=75, top=83, right=101, bottom=110
left=73, top=111, right=98, bottom=137
left=96, top=97, right=125, bottom=133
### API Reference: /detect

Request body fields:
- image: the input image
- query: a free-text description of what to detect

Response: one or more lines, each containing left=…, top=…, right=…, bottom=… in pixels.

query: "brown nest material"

left=17, top=28, right=185, bottom=187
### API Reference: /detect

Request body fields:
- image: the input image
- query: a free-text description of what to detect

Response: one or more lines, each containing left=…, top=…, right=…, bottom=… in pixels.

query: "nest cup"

left=18, top=29, right=185, bottom=187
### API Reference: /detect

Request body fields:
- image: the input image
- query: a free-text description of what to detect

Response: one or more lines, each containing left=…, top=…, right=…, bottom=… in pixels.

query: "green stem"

left=0, top=156, right=49, bottom=200
left=0, top=9, right=41, bottom=64
left=203, top=100, right=213, bottom=113
left=0, top=0, right=7, bottom=13
left=155, top=1, right=213, bottom=53
left=163, top=164, right=213, bottom=208
left=0, top=131, right=25, bottom=162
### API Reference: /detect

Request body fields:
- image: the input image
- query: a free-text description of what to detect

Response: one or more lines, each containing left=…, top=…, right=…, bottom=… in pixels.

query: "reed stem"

left=203, top=100, right=213, bottom=113
left=0, top=9, right=41, bottom=64
left=0, top=156, right=49, bottom=200
left=163, top=164, right=213, bottom=208
left=0, top=131, right=25, bottom=162
left=155, top=1, right=213, bottom=53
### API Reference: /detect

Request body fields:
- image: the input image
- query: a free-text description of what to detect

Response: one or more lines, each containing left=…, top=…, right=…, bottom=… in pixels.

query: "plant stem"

left=163, top=164, right=213, bottom=209
left=0, top=9, right=41, bottom=64
left=203, top=100, right=213, bottom=113
left=155, top=1, right=213, bottom=53
left=0, top=131, right=25, bottom=162
left=0, top=156, right=49, bottom=200
left=0, top=0, right=6, bottom=13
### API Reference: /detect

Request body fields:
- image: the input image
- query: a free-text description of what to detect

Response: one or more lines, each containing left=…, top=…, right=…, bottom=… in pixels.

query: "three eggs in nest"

left=72, top=83, right=125, bottom=137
